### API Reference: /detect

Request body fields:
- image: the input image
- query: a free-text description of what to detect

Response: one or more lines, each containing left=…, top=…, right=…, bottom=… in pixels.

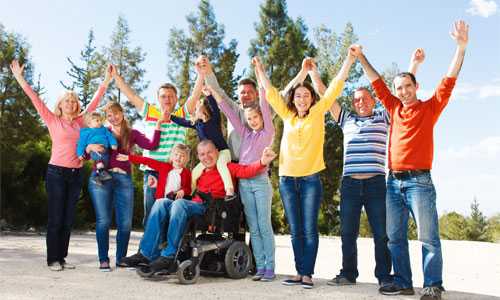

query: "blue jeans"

left=90, top=149, right=109, bottom=168
left=339, top=175, right=391, bottom=283
left=279, top=173, right=323, bottom=277
left=88, top=171, right=134, bottom=264
left=140, top=198, right=206, bottom=260
left=386, top=171, right=442, bottom=288
left=239, top=173, right=276, bottom=271
left=142, top=170, right=159, bottom=228
left=45, top=164, right=83, bottom=265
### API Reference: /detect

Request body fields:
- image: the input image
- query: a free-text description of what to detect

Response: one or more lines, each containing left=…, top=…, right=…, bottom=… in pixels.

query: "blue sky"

left=1, top=0, right=499, bottom=216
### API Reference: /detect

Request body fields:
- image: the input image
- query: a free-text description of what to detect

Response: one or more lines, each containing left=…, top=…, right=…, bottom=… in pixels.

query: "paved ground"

left=1, top=231, right=499, bottom=299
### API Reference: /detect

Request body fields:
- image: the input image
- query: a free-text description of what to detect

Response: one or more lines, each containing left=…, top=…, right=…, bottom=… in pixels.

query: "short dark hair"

left=286, top=82, right=319, bottom=117
left=197, top=139, right=217, bottom=150
left=238, top=78, right=257, bottom=89
left=157, top=83, right=178, bottom=96
left=394, top=72, right=417, bottom=85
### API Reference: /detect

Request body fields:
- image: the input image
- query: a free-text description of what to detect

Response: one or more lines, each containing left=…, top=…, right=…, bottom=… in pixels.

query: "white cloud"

left=451, top=79, right=500, bottom=100
left=466, top=0, right=498, bottom=18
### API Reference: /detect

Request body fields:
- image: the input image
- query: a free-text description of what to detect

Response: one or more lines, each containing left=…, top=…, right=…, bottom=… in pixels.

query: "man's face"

left=394, top=75, right=419, bottom=107
left=352, top=90, right=376, bottom=117
left=197, top=143, right=219, bottom=169
left=158, top=87, right=178, bottom=113
left=238, top=84, right=258, bottom=108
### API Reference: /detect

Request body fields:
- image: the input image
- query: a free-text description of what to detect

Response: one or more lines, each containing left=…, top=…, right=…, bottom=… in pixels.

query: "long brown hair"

left=104, top=101, right=132, bottom=152
left=286, top=81, right=319, bottom=117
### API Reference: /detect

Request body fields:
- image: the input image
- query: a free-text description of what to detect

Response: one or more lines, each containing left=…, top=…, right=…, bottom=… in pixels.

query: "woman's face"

left=245, top=109, right=264, bottom=131
left=59, top=96, right=79, bottom=116
left=106, top=108, right=124, bottom=127
left=293, top=86, right=313, bottom=116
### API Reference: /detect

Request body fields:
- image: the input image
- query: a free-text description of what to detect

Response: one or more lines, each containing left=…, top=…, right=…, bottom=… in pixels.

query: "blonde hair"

left=83, top=111, right=105, bottom=126
left=171, top=143, right=191, bottom=159
left=103, top=101, right=131, bottom=152
left=54, top=90, right=81, bottom=117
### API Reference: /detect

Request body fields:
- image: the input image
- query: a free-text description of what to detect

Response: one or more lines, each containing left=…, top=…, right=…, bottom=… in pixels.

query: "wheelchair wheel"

left=224, top=241, right=253, bottom=279
left=177, top=260, right=200, bottom=284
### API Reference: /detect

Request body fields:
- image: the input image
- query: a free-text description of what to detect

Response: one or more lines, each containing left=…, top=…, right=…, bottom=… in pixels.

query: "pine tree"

left=439, top=211, right=468, bottom=240
left=466, top=197, right=490, bottom=241
left=99, top=16, right=148, bottom=122
left=60, top=29, right=101, bottom=109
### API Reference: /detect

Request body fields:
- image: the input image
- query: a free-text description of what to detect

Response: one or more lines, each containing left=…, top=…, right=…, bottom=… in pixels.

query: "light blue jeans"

left=88, top=172, right=134, bottom=264
left=239, top=173, right=275, bottom=271
left=386, top=171, right=443, bottom=288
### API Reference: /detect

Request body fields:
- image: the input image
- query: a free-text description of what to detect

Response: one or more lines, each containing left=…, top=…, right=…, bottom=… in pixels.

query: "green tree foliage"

left=248, top=0, right=315, bottom=233
left=466, top=197, right=491, bottom=241
left=0, top=24, right=50, bottom=226
left=487, top=213, right=500, bottom=243
left=60, top=30, right=102, bottom=109
left=98, top=16, right=148, bottom=121
left=439, top=211, right=468, bottom=240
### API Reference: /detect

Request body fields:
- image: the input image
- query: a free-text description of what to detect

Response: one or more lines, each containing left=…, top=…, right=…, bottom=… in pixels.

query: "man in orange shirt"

left=353, top=21, right=469, bottom=300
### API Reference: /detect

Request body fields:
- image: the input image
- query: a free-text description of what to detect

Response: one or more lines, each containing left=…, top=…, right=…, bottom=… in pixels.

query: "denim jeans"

left=142, top=170, right=159, bottom=228
left=279, top=173, right=323, bottom=277
left=45, top=164, right=83, bottom=265
left=90, top=149, right=109, bottom=167
left=386, top=171, right=442, bottom=288
left=140, top=198, right=206, bottom=260
left=239, top=173, right=275, bottom=271
left=339, top=175, right=391, bottom=283
left=88, top=171, right=134, bottom=264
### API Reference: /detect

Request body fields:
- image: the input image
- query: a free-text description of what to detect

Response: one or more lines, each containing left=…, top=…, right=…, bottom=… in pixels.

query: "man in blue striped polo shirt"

left=306, top=48, right=424, bottom=287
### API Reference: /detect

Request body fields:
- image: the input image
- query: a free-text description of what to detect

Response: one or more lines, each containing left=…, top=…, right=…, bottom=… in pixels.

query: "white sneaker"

left=48, top=262, right=63, bottom=271
left=61, top=262, right=76, bottom=269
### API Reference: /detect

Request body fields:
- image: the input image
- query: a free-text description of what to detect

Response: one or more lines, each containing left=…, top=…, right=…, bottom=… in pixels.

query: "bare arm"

left=183, top=63, right=205, bottom=115
left=113, top=67, right=145, bottom=112
left=352, top=45, right=381, bottom=83
left=408, top=48, right=425, bottom=75
left=280, top=58, right=310, bottom=97
left=253, top=57, right=272, bottom=91
left=447, top=20, right=469, bottom=78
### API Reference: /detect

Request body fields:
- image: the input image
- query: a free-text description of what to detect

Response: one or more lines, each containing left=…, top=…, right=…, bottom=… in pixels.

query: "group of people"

left=10, top=20, right=469, bottom=300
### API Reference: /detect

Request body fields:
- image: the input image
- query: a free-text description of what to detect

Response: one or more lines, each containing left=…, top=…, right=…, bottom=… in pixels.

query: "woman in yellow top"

left=253, top=50, right=355, bottom=288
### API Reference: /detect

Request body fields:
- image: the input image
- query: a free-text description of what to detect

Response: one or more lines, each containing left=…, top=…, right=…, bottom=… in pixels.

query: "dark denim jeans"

left=88, top=171, right=134, bottom=264
left=279, top=173, right=323, bottom=277
left=140, top=198, right=206, bottom=260
left=142, top=170, right=159, bottom=228
left=45, top=164, right=83, bottom=265
left=339, top=175, right=391, bottom=283
left=386, top=171, right=442, bottom=288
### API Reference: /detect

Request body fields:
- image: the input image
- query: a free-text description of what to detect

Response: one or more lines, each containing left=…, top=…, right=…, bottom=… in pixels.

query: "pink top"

left=21, top=83, right=106, bottom=168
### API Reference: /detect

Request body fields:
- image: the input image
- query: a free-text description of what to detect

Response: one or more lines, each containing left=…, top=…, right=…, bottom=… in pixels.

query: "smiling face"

left=88, top=117, right=102, bottom=128
left=170, top=148, right=189, bottom=169
left=352, top=89, right=376, bottom=117
left=105, top=107, right=124, bottom=127
left=158, top=87, right=178, bottom=114
left=394, top=74, right=419, bottom=107
left=238, top=84, right=258, bottom=108
left=197, top=141, right=219, bottom=169
left=244, top=107, right=264, bottom=131
left=56, top=91, right=81, bottom=117
left=293, top=86, right=314, bottom=116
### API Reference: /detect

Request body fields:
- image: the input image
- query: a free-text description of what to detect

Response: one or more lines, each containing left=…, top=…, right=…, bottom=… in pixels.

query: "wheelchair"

left=149, top=191, right=253, bottom=284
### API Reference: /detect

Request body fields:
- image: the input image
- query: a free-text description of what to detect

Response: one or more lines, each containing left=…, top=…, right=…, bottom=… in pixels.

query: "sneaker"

left=282, top=277, right=302, bottom=286
left=99, top=261, right=111, bottom=272
left=60, top=261, right=76, bottom=270
left=224, top=194, right=237, bottom=202
left=420, top=286, right=443, bottom=300
left=252, top=269, right=265, bottom=281
left=48, top=262, right=63, bottom=271
left=301, top=279, right=314, bottom=289
left=119, top=252, right=149, bottom=269
left=379, top=283, right=415, bottom=295
left=137, top=256, right=174, bottom=278
left=327, top=274, right=356, bottom=286
left=99, top=170, right=112, bottom=181
left=260, top=269, right=276, bottom=282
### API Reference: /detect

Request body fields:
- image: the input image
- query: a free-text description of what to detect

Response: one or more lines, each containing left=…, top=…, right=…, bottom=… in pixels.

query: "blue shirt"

left=77, top=126, right=118, bottom=157
left=336, top=108, right=390, bottom=176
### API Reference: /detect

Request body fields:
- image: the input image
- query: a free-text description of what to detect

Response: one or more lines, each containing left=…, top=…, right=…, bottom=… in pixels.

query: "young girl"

left=169, top=67, right=234, bottom=199
left=207, top=77, right=276, bottom=281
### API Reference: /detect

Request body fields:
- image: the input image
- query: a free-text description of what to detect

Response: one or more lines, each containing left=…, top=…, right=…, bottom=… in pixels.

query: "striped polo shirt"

left=337, top=108, right=390, bottom=177
left=140, top=102, right=190, bottom=171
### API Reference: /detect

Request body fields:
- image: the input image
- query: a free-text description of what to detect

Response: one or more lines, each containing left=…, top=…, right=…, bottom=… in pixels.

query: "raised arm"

left=184, top=61, right=205, bottom=115
left=205, top=95, right=221, bottom=125
left=253, top=57, right=289, bottom=119
left=208, top=85, right=246, bottom=137
left=447, top=20, right=469, bottom=78
left=113, top=66, right=145, bottom=112
left=280, top=58, right=310, bottom=97
left=352, top=45, right=381, bottom=83
left=201, top=56, right=239, bottom=112
left=84, top=64, right=113, bottom=114
left=408, top=48, right=425, bottom=75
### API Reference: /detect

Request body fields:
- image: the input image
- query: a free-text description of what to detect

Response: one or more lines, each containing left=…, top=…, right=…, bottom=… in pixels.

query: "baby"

left=77, top=112, right=118, bottom=185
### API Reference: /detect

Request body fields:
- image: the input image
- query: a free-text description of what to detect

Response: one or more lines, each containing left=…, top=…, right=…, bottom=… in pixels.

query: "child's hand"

left=175, top=189, right=185, bottom=200
left=116, top=154, right=129, bottom=161
left=78, top=156, right=85, bottom=161
left=147, top=175, right=158, bottom=188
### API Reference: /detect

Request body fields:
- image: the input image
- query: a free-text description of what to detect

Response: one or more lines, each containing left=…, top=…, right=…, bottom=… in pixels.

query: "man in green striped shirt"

left=114, top=72, right=202, bottom=227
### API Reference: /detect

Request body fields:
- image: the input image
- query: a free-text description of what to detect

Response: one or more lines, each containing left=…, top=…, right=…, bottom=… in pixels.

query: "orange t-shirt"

left=371, top=77, right=456, bottom=171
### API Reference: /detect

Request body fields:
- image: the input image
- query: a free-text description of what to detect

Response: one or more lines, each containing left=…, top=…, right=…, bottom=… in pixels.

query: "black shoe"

left=420, top=286, right=443, bottom=300
left=327, top=274, right=356, bottom=286
left=379, top=283, right=415, bottom=295
left=137, top=256, right=174, bottom=278
left=98, top=169, right=112, bottom=181
left=119, top=252, right=149, bottom=269
left=224, top=194, right=237, bottom=202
